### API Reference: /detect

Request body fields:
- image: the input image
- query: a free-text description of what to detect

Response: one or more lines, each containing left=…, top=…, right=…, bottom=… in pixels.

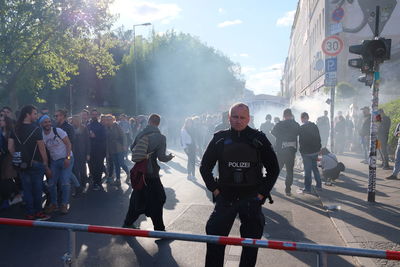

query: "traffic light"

left=348, top=38, right=392, bottom=71
left=348, top=38, right=391, bottom=85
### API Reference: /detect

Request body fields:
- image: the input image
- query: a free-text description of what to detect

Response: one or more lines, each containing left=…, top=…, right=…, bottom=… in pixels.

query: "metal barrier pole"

left=317, top=252, right=328, bottom=267
left=62, top=229, right=77, bottom=267
left=0, top=218, right=399, bottom=263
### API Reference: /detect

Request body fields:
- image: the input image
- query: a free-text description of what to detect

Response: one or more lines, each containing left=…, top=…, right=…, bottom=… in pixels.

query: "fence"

left=0, top=217, right=399, bottom=267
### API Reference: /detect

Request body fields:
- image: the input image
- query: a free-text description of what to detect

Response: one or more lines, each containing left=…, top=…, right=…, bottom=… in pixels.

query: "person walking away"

left=335, top=115, right=346, bottom=154
left=299, top=112, right=322, bottom=193
left=359, top=106, right=371, bottom=163
left=181, top=118, right=196, bottom=179
left=271, top=108, right=300, bottom=196
left=71, top=115, right=90, bottom=189
left=200, top=103, right=279, bottom=267
left=316, top=110, right=330, bottom=148
left=87, top=109, right=107, bottom=190
left=40, top=116, right=74, bottom=214
left=123, top=114, right=174, bottom=230
left=105, top=115, right=129, bottom=185
left=386, top=122, right=400, bottom=180
left=8, top=105, right=50, bottom=220
left=345, top=114, right=354, bottom=152
left=377, top=109, right=391, bottom=170
left=260, top=114, right=275, bottom=147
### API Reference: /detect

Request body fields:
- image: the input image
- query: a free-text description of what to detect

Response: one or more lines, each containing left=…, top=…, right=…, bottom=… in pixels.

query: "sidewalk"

left=316, top=152, right=400, bottom=267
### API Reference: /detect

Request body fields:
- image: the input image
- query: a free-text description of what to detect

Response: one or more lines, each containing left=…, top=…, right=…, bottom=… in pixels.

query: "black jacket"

left=299, top=122, right=321, bottom=154
left=200, top=126, right=279, bottom=200
left=271, top=119, right=300, bottom=152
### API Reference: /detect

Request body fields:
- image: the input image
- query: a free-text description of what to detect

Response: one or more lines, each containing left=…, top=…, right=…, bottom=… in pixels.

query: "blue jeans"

left=302, top=153, right=322, bottom=191
left=20, top=162, right=45, bottom=215
left=48, top=157, right=74, bottom=205
left=392, top=143, right=400, bottom=177
left=111, top=152, right=129, bottom=180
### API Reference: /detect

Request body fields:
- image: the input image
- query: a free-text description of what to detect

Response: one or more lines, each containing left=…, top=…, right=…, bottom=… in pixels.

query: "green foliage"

left=0, top=0, right=118, bottom=108
left=336, top=82, right=356, bottom=99
left=380, top=97, right=400, bottom=153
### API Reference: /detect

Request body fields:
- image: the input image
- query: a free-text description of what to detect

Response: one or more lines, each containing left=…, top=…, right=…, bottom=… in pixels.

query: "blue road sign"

left=325, top=58, right=337, bottom=72
left=332, top=7, right=344, bottom=22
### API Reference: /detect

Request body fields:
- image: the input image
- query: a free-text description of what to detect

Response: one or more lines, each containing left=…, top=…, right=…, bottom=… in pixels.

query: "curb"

left=317, top=191, right=376, bottom=267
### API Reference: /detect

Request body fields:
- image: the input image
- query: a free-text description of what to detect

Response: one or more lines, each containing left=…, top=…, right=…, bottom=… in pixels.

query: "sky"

left=110, top=0, right=299, bottom=95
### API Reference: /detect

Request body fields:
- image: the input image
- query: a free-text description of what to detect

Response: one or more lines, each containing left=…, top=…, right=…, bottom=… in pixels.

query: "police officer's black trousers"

left=277, top=149, right=296, bottom=193
left=205, top=195, right=265, bottom=267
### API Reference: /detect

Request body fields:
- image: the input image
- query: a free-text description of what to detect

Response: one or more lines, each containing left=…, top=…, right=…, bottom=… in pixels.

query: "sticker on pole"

left=322, top=36, right=344, bottom=56
left=332, top=7, right=345, bottom=22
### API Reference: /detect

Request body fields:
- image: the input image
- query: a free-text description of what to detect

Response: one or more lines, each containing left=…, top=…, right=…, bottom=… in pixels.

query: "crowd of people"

left=0, top=105, right=152, bottom=219
left=1, top=102, right=399, bottom=267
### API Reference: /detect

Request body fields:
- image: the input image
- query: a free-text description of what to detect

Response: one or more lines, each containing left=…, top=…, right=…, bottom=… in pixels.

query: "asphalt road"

left=0, top=149, right=356, bottom=267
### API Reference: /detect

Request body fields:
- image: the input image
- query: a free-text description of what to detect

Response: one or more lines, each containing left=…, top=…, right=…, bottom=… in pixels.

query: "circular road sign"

left=321, top=36, right=344, bottom=56
left=332, top=7, right=345, bottom=22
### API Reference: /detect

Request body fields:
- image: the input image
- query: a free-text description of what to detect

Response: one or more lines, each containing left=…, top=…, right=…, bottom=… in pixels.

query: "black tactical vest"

left=218, top=133, right=262, bottom=187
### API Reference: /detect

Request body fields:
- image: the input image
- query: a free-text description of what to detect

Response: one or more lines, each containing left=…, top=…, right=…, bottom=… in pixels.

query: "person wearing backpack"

left=200, top=103, right=279, bottom=267
left=8, top=105, right=51, bottom=220
left=123, top=114, right=174, bottom=230
left=40, top=115, right=74, bottom=214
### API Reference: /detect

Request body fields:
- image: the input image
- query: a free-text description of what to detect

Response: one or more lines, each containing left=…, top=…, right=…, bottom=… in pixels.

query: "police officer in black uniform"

left=200, top=103, right=279, bottom=267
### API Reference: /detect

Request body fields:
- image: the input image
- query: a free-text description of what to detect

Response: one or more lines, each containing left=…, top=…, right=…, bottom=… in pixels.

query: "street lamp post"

left=133, top=22, right=152, bottom=115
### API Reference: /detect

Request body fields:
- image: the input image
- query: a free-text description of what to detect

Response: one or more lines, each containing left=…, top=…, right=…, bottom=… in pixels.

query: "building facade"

left=282, top=0, right=400, bottom=105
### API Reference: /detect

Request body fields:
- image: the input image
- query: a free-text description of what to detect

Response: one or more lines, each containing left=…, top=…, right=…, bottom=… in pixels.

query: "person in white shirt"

left=181, top=118, right=196, bottom=179
left=40, top=115, right=74, bottom=214
left=320, top=147, right=341, bottom=183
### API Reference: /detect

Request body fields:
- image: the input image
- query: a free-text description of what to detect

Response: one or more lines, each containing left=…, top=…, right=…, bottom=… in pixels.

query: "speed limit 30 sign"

left=321, top=36, right=344, bottom=56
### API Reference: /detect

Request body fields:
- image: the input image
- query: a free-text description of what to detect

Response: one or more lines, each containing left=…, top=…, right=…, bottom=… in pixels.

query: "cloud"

left=218, top=8, right=226, bottom=14
left=111, top=0, right=182, bottom=25
left=217, top=19, right=243, bottom=28
left=245, top=63, right=284, bottom=95
left=241, top=66, right=256, bottom=75
left=239, top=53, right=249, bottom=58
left=276, top=10, right=296, bottom=27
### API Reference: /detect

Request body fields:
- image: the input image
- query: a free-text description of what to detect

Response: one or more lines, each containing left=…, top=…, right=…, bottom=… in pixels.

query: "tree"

left=0, top=0, right=118, bottom=108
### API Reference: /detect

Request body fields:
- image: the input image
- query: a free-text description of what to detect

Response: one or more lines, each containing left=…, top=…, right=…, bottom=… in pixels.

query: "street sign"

left=330, top=23, right=343, bottom=35
left=359, top=0, right=397, bottom=35
left=332, top=7, right=345, bottom=22
left=322, top=36, right=344, bottom=56
left=325, top=73, right=337, bottom=86
left=315, top=59, right=324, bottom=71
left=325, top=57, right=337, bottom=72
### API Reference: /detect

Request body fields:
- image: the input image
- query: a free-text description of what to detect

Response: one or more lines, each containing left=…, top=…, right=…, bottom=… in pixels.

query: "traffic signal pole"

left=347, top=5, right=393, bottom=202
left=367, top=64, right=380, bottom=202
left=367, top=6, right=382, bottom=202
left=330, top=86, right=335, bottom=153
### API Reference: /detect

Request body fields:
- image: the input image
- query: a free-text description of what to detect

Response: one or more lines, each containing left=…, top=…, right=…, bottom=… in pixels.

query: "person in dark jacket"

left=200, top=103, right=279, bottom=267
left=377, top=109, right=391, bottom=169
left=87, top=109, right=106, bottom=190
left=299, top=112, right=322, bottom=193
left=71, top=115, right=90, bottom=188
left=335, top=115, right=346, bottom=154
left=123, top=114, right=174, bottom=230
left=271, top=108, right=300, bottom=196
